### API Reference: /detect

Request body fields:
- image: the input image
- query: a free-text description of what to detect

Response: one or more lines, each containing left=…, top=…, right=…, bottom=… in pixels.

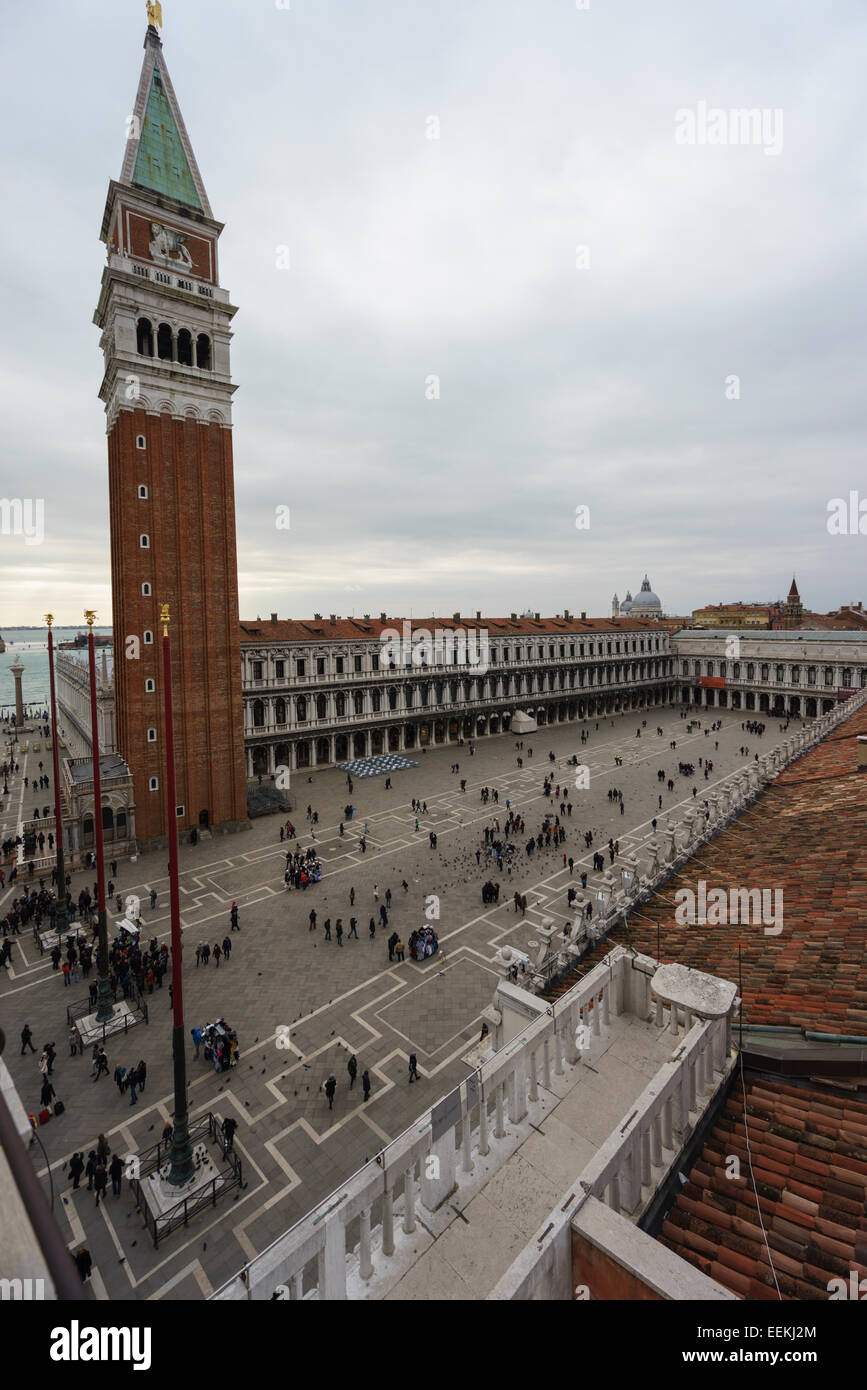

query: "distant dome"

left=620, top=590, right=634, bottom=612
left=631, top=575, right=662, bottom=612
left=521, top=608, right=535, bottom=619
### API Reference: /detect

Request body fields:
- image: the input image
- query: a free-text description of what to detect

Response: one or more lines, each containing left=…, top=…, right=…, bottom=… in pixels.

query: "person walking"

left=84, top=1151, right=98, bottom=1190
left=308, top=909, right=317, bottom=933
left=348, top=917, right=358, bottom=939
left=93, top=1160, right=108, bottom=1207
left=40, top=1076, right=56, bottom=1110
left=395, top=938, right=405, bottom=962
left=323, top=918, right=332, bottom=942
left=20, top=1023, right=35, bottom=1055
left=324, top=1074, right=337, bottom=1110
left=347, top=1054, right=357, bottom=1089
left=74, top=1247, right=93, bottom=1283
left=109, top=1153, right=123, bottom=1197
left=408, top=1054, right=419, bottom=1083
left=349, top=887, right=355, bottom=906
left=361, top=1070, right=371, bottom=1103
left=335, top=920, right=343, bottom=947
left=202, top=942, right=210, bottom=966
left=230, top=901, right=239, bottom=931
left=369, top=917, right=376, bottom=939
left=191, top=1026, right=202, bottom=1058
left=149, top=888, right=157, bottom=911
left=136, top=1059, right=147, bottom=1093
left=128, top=1067, right=138, bottom=1105
left=195, top=943, right=203, bottom=968
left=213, top=942, right=222, bottom=968
left=221, top=1116, right=237, bottom=1152
left=387, top=932, right=398, bottom=961
left=93, top=1049, right=109, bottom=1082
left=373, top=884, right=379, bottom=900
left=68, top=1152, right=85, bottom=1190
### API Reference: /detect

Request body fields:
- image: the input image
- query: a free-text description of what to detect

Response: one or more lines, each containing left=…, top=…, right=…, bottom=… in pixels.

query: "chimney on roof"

left=380, top=612, right=386, bottom=622
left=270, top=612, right=277, bottom=623
left=330, top=615, right=336, bottom=624
left=581, top=611, right=586, bottom=620
left=314, top=613, right=322, bottom=621
left=363, top=614, right=370, bottom=620
left=535, top=612, right=540, bottom=621
left=564, top=609, right=570, bottom=620
left=511, top=612, right=517, bottom=621
left=453, top=612, right=460, bottom=622
left=476, top=610, right=481, bottom=620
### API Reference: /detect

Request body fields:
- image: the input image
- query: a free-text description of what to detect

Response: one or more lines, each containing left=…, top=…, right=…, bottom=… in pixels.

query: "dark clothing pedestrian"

left=347, top=1055, right=357, bottom=1088
left=109, top=1154, right=123, bottom=1196
left=324, top=1075, right=337, bottom=1110
left=408, top=1054, right=419, bottom=1083
left=74, top=1247, right=93, bottom=1282
left=68, top=1153, right=85, bottom=1189
left=20, top=1024, right=35, bottom=1054
left=94, top=1162, right=108, bottom=1205
left=361, top=1071, right=371, bottom=1102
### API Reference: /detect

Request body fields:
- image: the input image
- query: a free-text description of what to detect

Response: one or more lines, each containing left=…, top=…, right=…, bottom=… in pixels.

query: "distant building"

left=613, top=576, right=664, bottom=620
left=692, top=602, right=774, bottom=629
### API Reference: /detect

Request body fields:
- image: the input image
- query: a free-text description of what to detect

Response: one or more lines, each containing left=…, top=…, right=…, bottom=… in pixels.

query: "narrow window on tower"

left=145, top=679, right=155, bottom=693
left=157, top=323, right=174, bottom=361
left=176, top=805, right=185, bottom=817
left=177, top=328, right=193, bottom=366
left=141, top=583, right=151, bottom=596
left=140, top=534, right=150, bottom=548
left=196, top=333, right=211, bottom=369
left=149, top=777, right=159, bottom=791
left=136, top=318, right=154, bottom=357
left=138, top=485, right=148, bottom=499
left=147, top=728, right=157, bottom=742
left=136, top=435, right=146, bottom=450
left=144, top=630, right=153, bottom=645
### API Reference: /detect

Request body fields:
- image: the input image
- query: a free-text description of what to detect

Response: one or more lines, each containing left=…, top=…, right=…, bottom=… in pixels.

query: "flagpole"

left=44, top=616, right=69, bottom=941
left=85, top=611, right=114, bottom=1023
left=161, top=604, right=193, bottom=1184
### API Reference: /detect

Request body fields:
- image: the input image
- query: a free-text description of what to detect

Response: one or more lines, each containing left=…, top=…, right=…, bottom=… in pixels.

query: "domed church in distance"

left=613, top=576, right=665, bottom=619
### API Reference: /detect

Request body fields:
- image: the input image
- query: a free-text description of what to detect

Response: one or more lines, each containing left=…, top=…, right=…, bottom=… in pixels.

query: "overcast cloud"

left=1, top=0, right=865, bottom=626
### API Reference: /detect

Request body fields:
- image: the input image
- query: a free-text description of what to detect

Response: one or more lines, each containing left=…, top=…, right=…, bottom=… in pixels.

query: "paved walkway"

left=0, top=705, right=800, bottom=1298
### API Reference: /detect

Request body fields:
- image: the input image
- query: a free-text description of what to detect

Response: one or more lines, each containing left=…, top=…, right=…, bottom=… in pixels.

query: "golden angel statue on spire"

left=147, top=2, right=163, bottom=30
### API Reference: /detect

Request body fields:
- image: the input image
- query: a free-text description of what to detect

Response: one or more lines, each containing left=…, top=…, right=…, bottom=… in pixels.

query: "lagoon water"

left=0, top=628, right=113, bottom=717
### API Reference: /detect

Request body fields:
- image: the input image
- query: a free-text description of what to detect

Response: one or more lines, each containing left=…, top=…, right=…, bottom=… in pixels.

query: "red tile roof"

left=238, top=615, right=675, bottom=644
left=547, top=704, right=867, bottom=1037
left=657, top=1076, right=867, bottom=1299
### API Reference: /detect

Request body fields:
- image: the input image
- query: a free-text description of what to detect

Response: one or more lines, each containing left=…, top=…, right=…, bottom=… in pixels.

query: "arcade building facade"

left=239, top=615, right=679, bottom=777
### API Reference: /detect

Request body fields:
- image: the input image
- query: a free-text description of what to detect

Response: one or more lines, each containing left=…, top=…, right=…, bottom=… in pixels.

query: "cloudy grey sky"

left=2, top=0, right=865, bottom=627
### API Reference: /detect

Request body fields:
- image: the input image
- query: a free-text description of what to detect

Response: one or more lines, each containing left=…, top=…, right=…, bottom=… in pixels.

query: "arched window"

left=315, top=694, right=327, bottom=719
left=196, top=333, right=211, bottom=369
left=149, top=777, right=159, bottom=791
left=842, top=668, right=852, bottom=687
left=145, top=679, right=155, bottom=693
left=353, top=690, right=364, bottom=715
left=102, top=806, right=114, bottom=833
left=371, top=690, right=381, bottom=712
left=296, top=696, right=307, bottom=721
left=142, top=582, right=151, bottom=596
left=388, top=687, right=398, bottom=710
left=143, top=630, right=153, bottom=644
left=140, top=534, right=150, bottom=548
left=252, top=700, right=265, bottom=727
left=746, top=663, right=755, bottom=680
left=275, top=697, right=286, bottom=724
left=138, top=484, right=148, bottom=499
left=177, top=328, right=193, bottom=366
left=147, top=727, right=157, bottom=742
left=136, top=318, right=154, bottom=356
left=824, top=667, right=834, bottom=686
left=335, top=693, right=346, bottom=717
left=404, top=686, right=413, bottom=708
left=157, top=322, right=174, bottom=361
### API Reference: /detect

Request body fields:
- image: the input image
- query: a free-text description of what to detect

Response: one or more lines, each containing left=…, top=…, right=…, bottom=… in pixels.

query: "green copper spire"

left=132, top=63, right=202, bottom=209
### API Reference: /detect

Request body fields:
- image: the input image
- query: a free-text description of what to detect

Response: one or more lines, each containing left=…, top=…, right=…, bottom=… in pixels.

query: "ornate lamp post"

left=44, top=616, right=69, bottom=939
left=161, top=604, right=193, bottom=1185
left=85, top=611, right=114, bottom=1023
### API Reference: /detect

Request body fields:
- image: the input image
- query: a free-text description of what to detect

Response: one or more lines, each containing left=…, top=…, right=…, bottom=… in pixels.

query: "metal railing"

left=129, top=1112, right=243, bottom=1248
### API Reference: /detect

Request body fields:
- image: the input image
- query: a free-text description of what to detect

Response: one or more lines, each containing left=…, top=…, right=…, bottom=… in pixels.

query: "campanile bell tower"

left=94, top=15, right=247, bottom=846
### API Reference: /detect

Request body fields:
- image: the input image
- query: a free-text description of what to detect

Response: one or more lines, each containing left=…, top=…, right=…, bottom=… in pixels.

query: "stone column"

left=10, top=660, right=24, bottom=726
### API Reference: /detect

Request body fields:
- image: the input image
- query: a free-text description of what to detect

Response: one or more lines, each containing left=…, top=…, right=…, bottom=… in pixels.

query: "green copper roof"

left=132, top=64, right=202, bottom=209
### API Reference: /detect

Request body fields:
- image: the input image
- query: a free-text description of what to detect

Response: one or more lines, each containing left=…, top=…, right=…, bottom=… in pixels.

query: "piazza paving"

left=0, top=703, right=804, bottom=1299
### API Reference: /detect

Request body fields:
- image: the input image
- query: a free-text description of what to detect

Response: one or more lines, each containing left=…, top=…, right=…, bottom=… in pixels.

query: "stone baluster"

left=382, top=1185, right=395, bottom=1256
left=494, top=1080, right=506, bottom=1138
left=542, top=1035, right=552, bottom=1090
left=462, top=1107, right=474, bottom=1174
left=651, top=1109, right=663, bottom=1168
left=508, top=1051, right=528, bottom=1123
left=478, top=1089, right=490, bottom=1156
left=528, top=1047, right=539, bottom=1102
left=289, top=1270, right=304, bottom=1300
left=403, top=1164, right=417, bottom=1235
left=359, top=1206, right=373, bottom=1280
left=662, top=1094, right=673, bottom=1150
left=602, top=981, right=610, bottom=1027
left=553, top=1021, right=565, bottom=1076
